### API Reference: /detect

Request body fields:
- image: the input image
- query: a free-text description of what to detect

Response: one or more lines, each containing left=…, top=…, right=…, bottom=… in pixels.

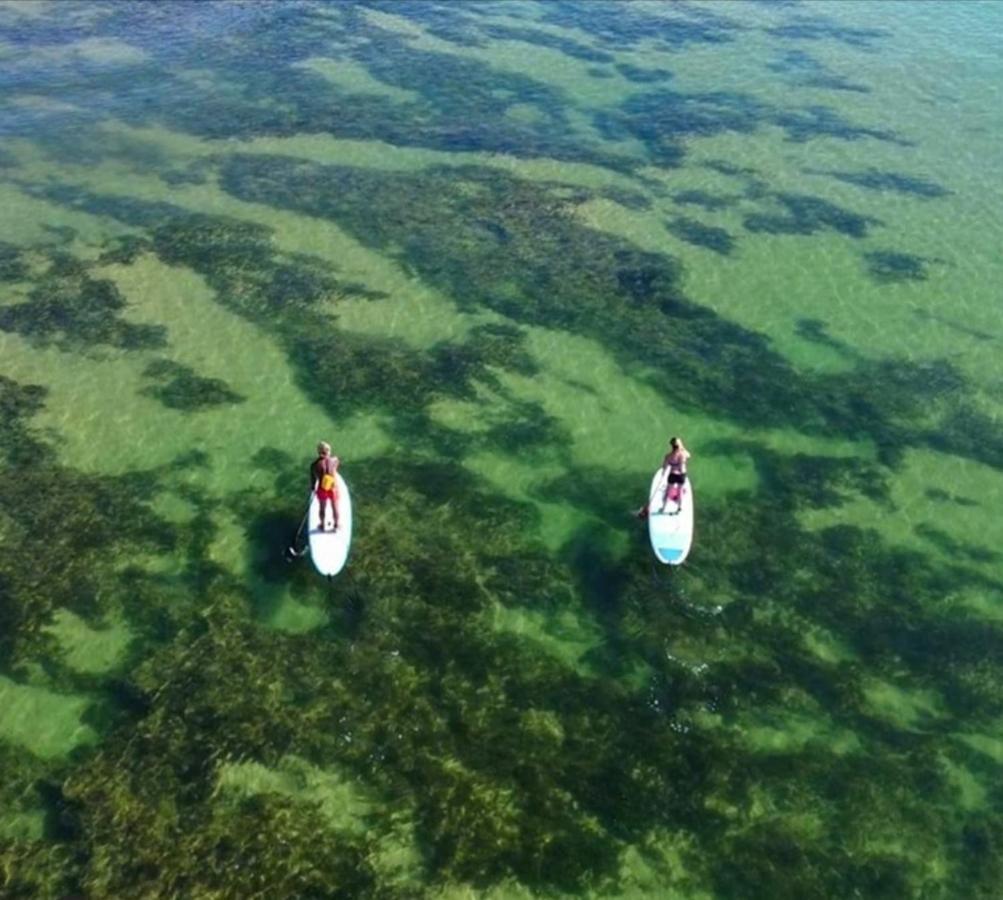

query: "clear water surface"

left=1, top=1, right=1002, bottom=896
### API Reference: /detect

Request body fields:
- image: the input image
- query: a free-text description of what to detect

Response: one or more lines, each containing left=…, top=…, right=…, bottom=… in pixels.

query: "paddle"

left=284, top=485, right=315, bottom=561
left=637, top=467, right=667, bottom=519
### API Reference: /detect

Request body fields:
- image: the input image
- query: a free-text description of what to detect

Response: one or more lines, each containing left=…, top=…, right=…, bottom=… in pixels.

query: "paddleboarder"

left=637, top=436, right=691, bottom=518
left=311, top=441, right=340, bottom=531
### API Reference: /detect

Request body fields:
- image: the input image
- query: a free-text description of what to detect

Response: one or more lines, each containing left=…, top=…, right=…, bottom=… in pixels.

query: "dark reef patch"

left=924, top=489, right=979, bottom=508
left=914, top=523, right=999, bottom=565
left=864, top=250, right=930, bottom=284
left=600, top=87, right=906, bottom=171
left=0, top=252, right=166, bottom=352
left=537, top=466, right=649, bottom=532
left=540, top=0, right=740, bottom=51
left=672, top=189, right=737, bottom=212
left=482, top=23, right=615, bottom=63
left=0, top=374, right=51, bottom=467
left=288, top=322, right=540, bottom=420
left=666, top=216, right=735, bottom=255
left=912, top=310, right=996, bottom=344
left=599, top=186, right=652, bottom=210
left=615, top=63, right=673, bottom=84
left=767, top=49, right=870, bottom=93
left=704, top=160, right=761, bottom=179
left=598, top=88, right=765, bottom=167
left=794, top=318, right=858, bottom=359
left=0, top=241, right=30, bottom=282
left=773, top=105, right=911, bottom=145
left=928, top=404, right=1003, bottom=472
left=362, top=0, right=488, bottom=46
left=0, top=376, right=181, bottom=668
left=140, top=359, right=246, bottom=411
left=744, top=192, right=880, bottom=237
left=809, top=167, right=950, bottom=199
left=766, top=17, right=890, bottom=49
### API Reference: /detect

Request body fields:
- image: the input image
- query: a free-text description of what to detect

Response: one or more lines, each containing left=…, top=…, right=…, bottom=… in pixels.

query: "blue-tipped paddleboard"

left=308, top=472, right=352, bottom=577
left=647, top=467, right=694, bottom=565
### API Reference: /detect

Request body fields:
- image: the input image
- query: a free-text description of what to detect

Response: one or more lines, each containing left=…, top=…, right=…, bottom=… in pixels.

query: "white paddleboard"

left=647, top=468, right=694, bottom=565
left=308, top=472, right=352, bottom=577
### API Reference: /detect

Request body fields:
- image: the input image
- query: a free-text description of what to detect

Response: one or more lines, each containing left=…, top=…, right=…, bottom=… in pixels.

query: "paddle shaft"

left=289, top=484, right=315, bottom=555
left=643, top=466, right=668, bottom=514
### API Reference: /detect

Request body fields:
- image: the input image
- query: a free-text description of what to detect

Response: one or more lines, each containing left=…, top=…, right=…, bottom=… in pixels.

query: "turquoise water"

left=1, top=1, right=1002, bottom=896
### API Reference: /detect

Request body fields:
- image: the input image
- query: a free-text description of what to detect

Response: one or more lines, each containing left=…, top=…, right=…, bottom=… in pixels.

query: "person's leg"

left=661, top=477, right=676, bottom=512
left=663, top=476, right=682, bottom=512
left=332, top=493, right=339, bottom=531
left=672, top=477, right=686, bottom=513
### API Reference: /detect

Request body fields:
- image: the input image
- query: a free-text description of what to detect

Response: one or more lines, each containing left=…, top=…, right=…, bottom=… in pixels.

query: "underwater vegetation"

left=913, top=523, right=999, bottom=565
left=0, top=251, right=166, bottom=353
left=481, top=23, right=615, bottom=63
left=598, top=86, right=908, bottom=171
left=0, top=377, right=179, bottom=671
left=913, top=309, right=998, bottom=344
left=767, top=49, right=870, bottom=93
left=744, top=191, right=880, bottom=238
left=0, top=242, right=29, bottom=282
left=0, top=0, right=904, bottom=177
left=2, top=2, right=1002, bottom=897
left=0, top=0, right=910, bottom=196
left=0, top=374, right=51, bottom=468
left=808, top=167, right=951, bottom=199
left=772, top=105, right=911, bottom=146
left=597, top=89, right=765, bottom=167
left=140, top=359, right=246, bottom=412
left=0, top=0, right=634, bottom=169
left=794, top=318, right=858, bottom=359
left=32, top=185, right=551, bottom=464
left=208, top=152, right=1003, bottom=475
left=672, top=188, right=738, bottom=213
left=141, top=1, right=637, bottom=171
left=5, top=144, right=1001, bottom=895
left=539, top=0, right=741, bottom=51
left=864, top=250, right=931, bottom=284
left=615, top=63, right=673, bottom=84
left=765, top=16, right=890, bottom=50
left=665, top=216, right=736, bottom=256
left=4, top=380, right=1003, bottom=896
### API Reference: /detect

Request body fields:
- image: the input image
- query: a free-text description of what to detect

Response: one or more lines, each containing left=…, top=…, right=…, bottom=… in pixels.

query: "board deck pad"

left=647, top=468, right=694, bottom=566
left=308, top=472, right=352, bottom=577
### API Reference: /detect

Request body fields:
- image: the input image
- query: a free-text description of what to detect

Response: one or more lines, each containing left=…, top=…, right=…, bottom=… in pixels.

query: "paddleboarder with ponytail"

left=660, top=436, right=690, bottom=513
left=637, top=436, right=691, bottom=518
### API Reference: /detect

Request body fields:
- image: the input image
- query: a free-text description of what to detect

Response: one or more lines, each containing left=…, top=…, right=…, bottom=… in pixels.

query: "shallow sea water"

left=1, top=1, right=1002, bottom=896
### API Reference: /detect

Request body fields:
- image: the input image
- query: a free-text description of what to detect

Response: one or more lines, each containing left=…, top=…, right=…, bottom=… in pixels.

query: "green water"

left=1, top=1, right=1002, bottom=896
